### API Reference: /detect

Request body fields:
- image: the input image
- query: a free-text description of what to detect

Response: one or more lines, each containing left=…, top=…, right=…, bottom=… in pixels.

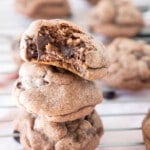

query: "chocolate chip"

left=61, top=46, right=74, bottom=58
left=103, top=91, right=117, bottom=100
left=73, top=135, right=79, bottom=142
left=13, top=130, right=20, bottom=143
left=132, top=51, right=145, bottom=59
left=36, top=35, right=49, bottom=51
left=16, top=82, right=22, bottom=89
left=86, top=128, right=96, bottom=135
left=27, top=42, right=38, bottom=60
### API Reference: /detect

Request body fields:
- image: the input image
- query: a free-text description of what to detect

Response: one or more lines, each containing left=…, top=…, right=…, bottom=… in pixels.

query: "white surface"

left=0, top=0, right=150, bottom=150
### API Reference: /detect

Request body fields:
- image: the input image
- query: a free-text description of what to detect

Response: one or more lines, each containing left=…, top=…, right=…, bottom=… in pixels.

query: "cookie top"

left=103, top=38, right=150, bottom=90
left=13, top=62, right=102, bottom=117
left=20, top=19, right=108, bottom=80
left=14, top=111, right=103, bottom=150
left=90, top=0, right=143, bottom=37
left=14, top=0, right=71, bottom=19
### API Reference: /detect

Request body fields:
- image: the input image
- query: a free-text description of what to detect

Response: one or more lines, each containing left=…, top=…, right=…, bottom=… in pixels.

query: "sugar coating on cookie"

left=14, top=0, right=71, bottom=19
left=103, top=38, right=150, bottom=90
left=89, top=0, right=143, bottom=37
left=14, top=111, right=103, bottom=150
left=13, top=62, right=102, bottom=122
left=20, top=19, right=108, bottom=80
left=142, top=111, right=150, bottom=150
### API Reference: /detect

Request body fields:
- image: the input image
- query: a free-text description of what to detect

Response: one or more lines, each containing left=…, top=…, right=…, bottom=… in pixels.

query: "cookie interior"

left=26, top=23, right=96, bottom=77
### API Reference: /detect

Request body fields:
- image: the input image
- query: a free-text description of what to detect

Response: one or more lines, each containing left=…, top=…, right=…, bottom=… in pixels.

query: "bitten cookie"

left=142, top=111, right=150, bottom=150
left=11, top=35, right=23, bottom=69
left=14, top=111, right=103, bottom=150
left=20, top=19, right=108, bottom=80
left=89, top=0, right=143, bottom=37
left=14, top=0, right=71, bottom=19
left=13, top=62, right=102, bottom=122
left=103, top=38, right=150, bottom=90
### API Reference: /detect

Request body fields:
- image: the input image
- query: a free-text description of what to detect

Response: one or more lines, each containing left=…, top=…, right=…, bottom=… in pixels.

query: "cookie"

left=14, top=0, right=71, bottom=19
left=20, top=19, right=108, bottom=80
left=103, top=38, right=150, bottom=90
left=142, top=111, right=150, bottom=150
left=11, top=35, right=23, bottom=69
left=89, top=0, right=143, bottom=37
left=14, top=111, right=103, bottom=150
left=13, top=62, right=102, bottom=122
left=87, top=0, right=99, bottom=5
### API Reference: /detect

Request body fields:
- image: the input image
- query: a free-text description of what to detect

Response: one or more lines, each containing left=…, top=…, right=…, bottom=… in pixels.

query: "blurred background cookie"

left=89, top=0, right=144, bottom=38
left=102, top=38, right=150, bottom=90
left=14, top=0, right=71, bottom=19
left=86, top=0, right=100, bottom=5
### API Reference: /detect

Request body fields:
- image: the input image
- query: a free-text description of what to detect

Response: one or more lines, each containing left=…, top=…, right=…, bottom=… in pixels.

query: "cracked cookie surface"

left=20, top=19, right=108, bottom=80
left=89, top=0, right=143, bottom=37
left=13, top=62, right=102, bottom=122
left=103, top=38, right=150, bottom=90
left=14, top=111, right=103, bottom=150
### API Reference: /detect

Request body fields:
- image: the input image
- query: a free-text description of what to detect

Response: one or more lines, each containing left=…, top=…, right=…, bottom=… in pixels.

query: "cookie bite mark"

left=21, top=19, right=108, bottom=80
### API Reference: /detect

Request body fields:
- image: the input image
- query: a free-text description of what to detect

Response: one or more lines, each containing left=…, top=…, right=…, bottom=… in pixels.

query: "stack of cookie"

left=13, top=19, right=108, bottom=149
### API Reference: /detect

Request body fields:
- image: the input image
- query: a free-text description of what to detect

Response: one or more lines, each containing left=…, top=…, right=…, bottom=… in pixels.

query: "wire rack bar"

left=99, top=142, right=144, bottom=148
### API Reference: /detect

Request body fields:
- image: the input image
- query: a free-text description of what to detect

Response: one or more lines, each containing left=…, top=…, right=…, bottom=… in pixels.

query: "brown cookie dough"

left=14, top=0, right=71, bottom=19
left=13, top=62, right=103, bottom=122
left=103, top=38, right=150, bottom=90
left=11, top=35, right=23, bottom=69
left=89, top=0, right=144, bottom=38
left=142, top=111, right=150, bottom=150
left=87, top=0, right=100, bottom=5
left=14, top=111, right=103, bottom=150
left=20, top=19, right=108, bottom=81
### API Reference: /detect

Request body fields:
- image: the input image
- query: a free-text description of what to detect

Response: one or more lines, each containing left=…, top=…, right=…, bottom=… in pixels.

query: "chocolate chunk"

left=13, top=130, right=20, bottom=143
left=36, top=35, right=49, bottom=51
left=103, top=91, right=117, bottom=100
left=72, top=135, right=79, bottom=142
left=16, top=82, right=22, bottom=89
left=36, top=34, right=50, bottom=60
left=132, top=51, right=145, bottom=59
left=27, top=42, right=38, bottom=60
left=61, top=46, right=74, bottom=58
